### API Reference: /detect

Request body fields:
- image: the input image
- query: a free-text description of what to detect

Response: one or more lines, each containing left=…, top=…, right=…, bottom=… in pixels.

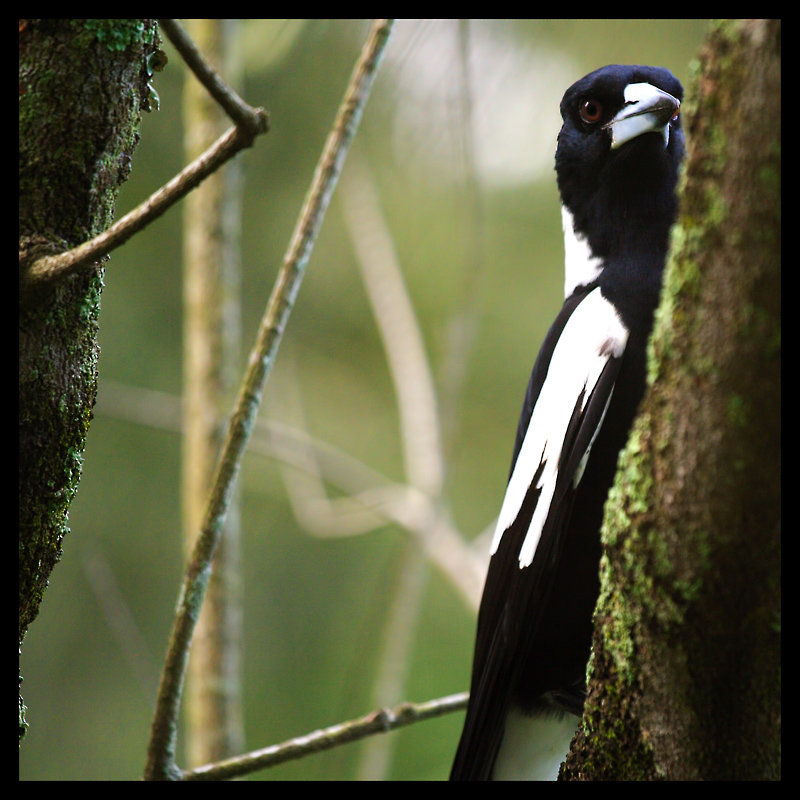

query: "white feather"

left=490, top=287, right=628, bottom=568
left=493, top=708, right=579, bottom=781
left=562, top=205, right=603, bottom=298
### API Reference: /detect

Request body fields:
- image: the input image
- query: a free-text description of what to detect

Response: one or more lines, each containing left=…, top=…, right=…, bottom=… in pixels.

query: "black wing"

left=451, top=286, right=626, bottom=780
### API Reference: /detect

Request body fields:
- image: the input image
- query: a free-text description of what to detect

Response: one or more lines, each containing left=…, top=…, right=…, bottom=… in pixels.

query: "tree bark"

left=564, top=19, right=781, bottom=780
left=19, top=19, right=160, bottom=740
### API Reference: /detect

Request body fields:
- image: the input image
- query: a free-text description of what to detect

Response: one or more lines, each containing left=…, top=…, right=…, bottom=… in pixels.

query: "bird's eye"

left=579, top=99, right=603, bottom=124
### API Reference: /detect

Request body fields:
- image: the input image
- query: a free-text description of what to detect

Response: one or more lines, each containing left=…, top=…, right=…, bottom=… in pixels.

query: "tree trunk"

left=565, top=19, right=781, bottom=780
left=19, top=18, right=160, bottom=740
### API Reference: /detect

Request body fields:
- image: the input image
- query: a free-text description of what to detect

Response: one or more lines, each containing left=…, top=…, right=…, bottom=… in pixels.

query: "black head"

left=555, top=65, right=685, bottom=257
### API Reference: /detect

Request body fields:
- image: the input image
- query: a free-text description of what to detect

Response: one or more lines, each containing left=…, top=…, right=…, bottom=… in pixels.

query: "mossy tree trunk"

left=19, top=18, right=161, bottom=740
left=562, top=19, right=781, bottom=780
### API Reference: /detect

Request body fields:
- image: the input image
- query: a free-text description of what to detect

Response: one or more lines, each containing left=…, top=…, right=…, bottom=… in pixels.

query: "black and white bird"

left=450, top=65, right=685, bottom=781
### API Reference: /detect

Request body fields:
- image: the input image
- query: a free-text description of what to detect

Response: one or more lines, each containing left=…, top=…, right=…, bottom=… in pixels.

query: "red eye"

left=580, top=99, right=603, bottom=124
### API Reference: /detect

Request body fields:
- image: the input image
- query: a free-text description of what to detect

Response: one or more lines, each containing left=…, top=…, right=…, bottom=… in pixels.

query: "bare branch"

left=182, top=692, right=469, bottom=781
left=144, top=19, right=394, bottom=781
left=268, top=362, right=485, bottom=610
left=158, top=19, right=264, bottom=136
left=22, top=20, right=268, bottom=291
left=93, top=378, right=487, bottom=610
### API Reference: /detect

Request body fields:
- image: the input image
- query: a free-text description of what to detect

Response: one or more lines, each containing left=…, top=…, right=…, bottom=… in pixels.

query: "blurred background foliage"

left=20, top=19, right=708, bottom=780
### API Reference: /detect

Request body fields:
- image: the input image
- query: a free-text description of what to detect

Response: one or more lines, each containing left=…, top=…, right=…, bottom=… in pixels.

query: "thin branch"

left=281, top=464, right=485, bottom=608
left=158, top=18, right=262, bottom=136
left=22, top=21, right=268, bottom=291
left=268, top=363, right=485, bottom=609
left=356, top=539, right=430, bottom=779
left=340, top=154, right=445, bottom=496
left=143, top=19, right=394, bottom=781
left=339, top=158, right=449, bottom=775
left=92, top=378, right=487, bottom=611
left=81, top=545, right=160, bottom=703
left=182, top=692, right=469, bottom=781
left=439, top=20, right=485, bottom=462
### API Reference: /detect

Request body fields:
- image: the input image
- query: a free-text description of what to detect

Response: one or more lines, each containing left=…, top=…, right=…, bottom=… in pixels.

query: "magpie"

left=450, top=65, right=685, bottom=781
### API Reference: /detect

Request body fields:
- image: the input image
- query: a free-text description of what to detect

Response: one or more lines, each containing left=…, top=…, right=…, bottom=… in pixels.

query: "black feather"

left=451, top=64, right=684, bottom=780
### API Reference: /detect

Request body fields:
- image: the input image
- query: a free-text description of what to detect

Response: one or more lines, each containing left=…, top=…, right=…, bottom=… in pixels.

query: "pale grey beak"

left=604, top=82, right=680, bottom=150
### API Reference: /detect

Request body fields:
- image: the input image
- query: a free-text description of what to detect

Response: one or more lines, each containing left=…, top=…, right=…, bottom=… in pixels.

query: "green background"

left=20, top=19, right=709, bottom=780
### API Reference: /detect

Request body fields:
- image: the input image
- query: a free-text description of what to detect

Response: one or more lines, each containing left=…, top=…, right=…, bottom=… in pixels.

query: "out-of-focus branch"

left=270, top=343, right=484, bottom=611
left=278, top=441, right=485, bottom=612
left=181, top=18, right=245, bottom=769
left=340, top=154, right=445, bottom=496
left=93, top=378, right=487, bottom=610
left=144, top=19, right=394, bottom=781
left=339, top=153, right=458, bottom=778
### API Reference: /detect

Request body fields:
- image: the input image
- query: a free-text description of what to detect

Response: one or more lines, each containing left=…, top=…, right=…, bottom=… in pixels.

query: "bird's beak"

left=604, top=82, right=680, bottom=150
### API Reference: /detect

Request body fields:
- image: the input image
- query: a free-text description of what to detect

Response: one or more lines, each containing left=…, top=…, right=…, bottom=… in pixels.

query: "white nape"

left=562, top=205, right=603, bottom=298
left=493, top=708, right=579, bottom=781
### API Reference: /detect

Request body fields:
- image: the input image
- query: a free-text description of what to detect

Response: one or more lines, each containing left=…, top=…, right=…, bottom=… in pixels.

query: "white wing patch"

left=490, top=287, right=628, bottom=568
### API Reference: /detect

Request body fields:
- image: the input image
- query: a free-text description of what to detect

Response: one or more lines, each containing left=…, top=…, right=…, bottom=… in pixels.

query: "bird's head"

left=556, top=65, right=685, bottom=287
left=556, top=64, right=684, bottom=192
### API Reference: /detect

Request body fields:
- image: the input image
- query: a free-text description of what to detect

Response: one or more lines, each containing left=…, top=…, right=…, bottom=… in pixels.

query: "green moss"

left=597, top=405, right=707, bottom=688
left=726, top=393, right=749, bottom=428
left=80, top=19, right=148, bottom=52
left=576, top=645, right=661, bottom=779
